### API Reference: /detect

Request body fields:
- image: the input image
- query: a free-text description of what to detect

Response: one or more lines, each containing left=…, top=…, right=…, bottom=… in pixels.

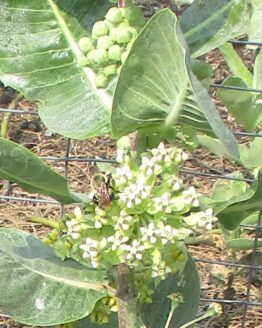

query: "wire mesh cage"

left=0, top=38, right=262, bottom=328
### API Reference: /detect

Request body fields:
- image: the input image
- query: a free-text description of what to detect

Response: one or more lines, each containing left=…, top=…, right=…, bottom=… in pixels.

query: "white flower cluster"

left=62, top=143, right=216, bottom=279
left=65, top=207, right=88, bottom=240
left=184, top=208, right=217, bottom=232
left=119, top=180, right=152, bottom=208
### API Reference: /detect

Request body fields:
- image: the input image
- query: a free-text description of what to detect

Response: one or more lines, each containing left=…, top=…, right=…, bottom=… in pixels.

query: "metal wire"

left=1, top=40, right=262, bottom=327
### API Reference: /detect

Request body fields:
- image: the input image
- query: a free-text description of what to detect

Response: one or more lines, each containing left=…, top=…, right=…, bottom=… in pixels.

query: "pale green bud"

left=92, top=20, right=109, bottom=37
left=116, top=28, right=133, bottom=44
left=121, top=51, right=129, bottom=64
left=92, top=48, right=109, bottom=65
left=87, top=49, right=97, bottom=65
left=108, top=44, right=122, bottom=61
left=78, top=37, right=93, bottom=53
left=78, top=54, right=88, bottom=67
left=97, top=35, right=113, bottom=50
left=119, top=19, right=130, bottom=29
left=95, top=74, right=108, bottom=89
left=105, top=7, right=124, bottom=24
left=109, top=27, right=119, bottom=42
left=104, top=64, right=117, bottom=77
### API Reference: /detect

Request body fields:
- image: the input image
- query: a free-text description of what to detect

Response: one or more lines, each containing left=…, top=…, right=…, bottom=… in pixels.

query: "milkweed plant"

left=46, top=142, right=217, bottom=325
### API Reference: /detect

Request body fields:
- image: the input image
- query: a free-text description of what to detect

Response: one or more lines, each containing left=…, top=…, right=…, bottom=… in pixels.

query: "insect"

left=91, top=173, right=113, bottom=208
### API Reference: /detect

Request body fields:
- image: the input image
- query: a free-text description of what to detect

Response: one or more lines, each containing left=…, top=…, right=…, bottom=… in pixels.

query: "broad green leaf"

left=226, top=238, right=262, bottom=251
left=219, top=43, right=253, bottom=87
left=198, top=133, right=262, bottom=170
left=218, top=170, right=262, bottom=230
left=238, top=136, right=262, bottom=169
left=179, top=0, right=252, bottom=58
left=0, top=228, right=108, bottom=326
left=217, top=77, right=262, bottom=131
left=0, top=138, right=79, bottom=204
left=200, top=171, right=254, bottom=215
left=242, top=211, right=259, bottom=225
left=112, top=9, right=189, bottom=138
left=112, top=9, right=239, bottom=159
left=141, top=254, right=200, bottom=328
left=0, top=0, right=113, bottom=139
left=197, top=135, right=236, bottom=161
left=248, top=0, right=262, bottom=42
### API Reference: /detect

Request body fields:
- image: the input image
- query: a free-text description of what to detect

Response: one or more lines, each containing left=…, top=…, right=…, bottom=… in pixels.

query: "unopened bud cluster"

left=77, top=6, right=138, bottom=88
left=59, top=143, right=217, bottom=286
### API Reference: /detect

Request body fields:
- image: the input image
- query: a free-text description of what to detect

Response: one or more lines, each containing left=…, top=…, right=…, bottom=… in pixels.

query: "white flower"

left=114, top=165, right=133, bottom=185
left=74, top=207, right=83, bottom=220
left=116, top=150, right=131, bottom=164
left=125, top=240, right=145, bottom=262
left=160, top=224, right=179, bottom=244
left=119, top=181, right=151, bottom=208
left=182, top=186, right=199, bottom=207
left=79, top=238, right=100, bottom=266
left=140, top=156, right=162, bottom=175
left=107, top=231, right=129, bottom=251
left=150, top=192, right=173, bottom=214
left=140, top=222, right=159, bottom=245
left=115, top=212, right=133, bottom=231
left=66, top=218, right=88, bottom=239
left=151, top=143, right=188, bottom=165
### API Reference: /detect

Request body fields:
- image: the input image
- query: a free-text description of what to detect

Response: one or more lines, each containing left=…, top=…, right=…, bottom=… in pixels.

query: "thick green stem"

left=0, top=94, right=23, bottom=138
left=28, top=216, right=59, bottom=229
left=115, top=264, right=138, bottom=328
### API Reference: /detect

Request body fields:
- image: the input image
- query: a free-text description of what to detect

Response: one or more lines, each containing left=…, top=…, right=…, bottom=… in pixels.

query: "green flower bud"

left=87, top=49, right=97, bottom=65
left=109, top=27, right=119, bottom=42
left=108, top=44, right=122, bottom=61
left=78, top=37, right=93, bottom=53
left=104, top=64, right=117, bottom=77
left=95, top=74, right=108, bottom=89
left=92, top=20, right=109, bottom=37
left=78, top=54, right=88, bottom=67
left=116, top=28, right=133, bottom=44
left=88, top=48, right=109, bottom=65
left=121, top=51, right=129, bottom=64
left=105, top=7, right=124, bottom=24
left=119, top=19, right=130, bottom=29
left=128, top=26, right=137, bottom=38
left=97, top=35, right=113, bottom=50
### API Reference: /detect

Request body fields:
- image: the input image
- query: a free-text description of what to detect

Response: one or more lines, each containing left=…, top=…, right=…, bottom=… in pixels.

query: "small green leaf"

left=218, top=77, right=262, bottom=131
left=0, top=138, right=79, bottom=204
left=219, top=43, right=253, bottom=87
left=226, top=238, right=262, bottom=251
left=218, top=171, right=262, bottom=230
left=200, top=171, right=254, bottom=215
left=0, top=229, right=108, bottom=326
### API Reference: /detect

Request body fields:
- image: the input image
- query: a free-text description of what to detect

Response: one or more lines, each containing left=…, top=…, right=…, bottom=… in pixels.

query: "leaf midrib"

left=47, top=0, right=112, bottom=109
